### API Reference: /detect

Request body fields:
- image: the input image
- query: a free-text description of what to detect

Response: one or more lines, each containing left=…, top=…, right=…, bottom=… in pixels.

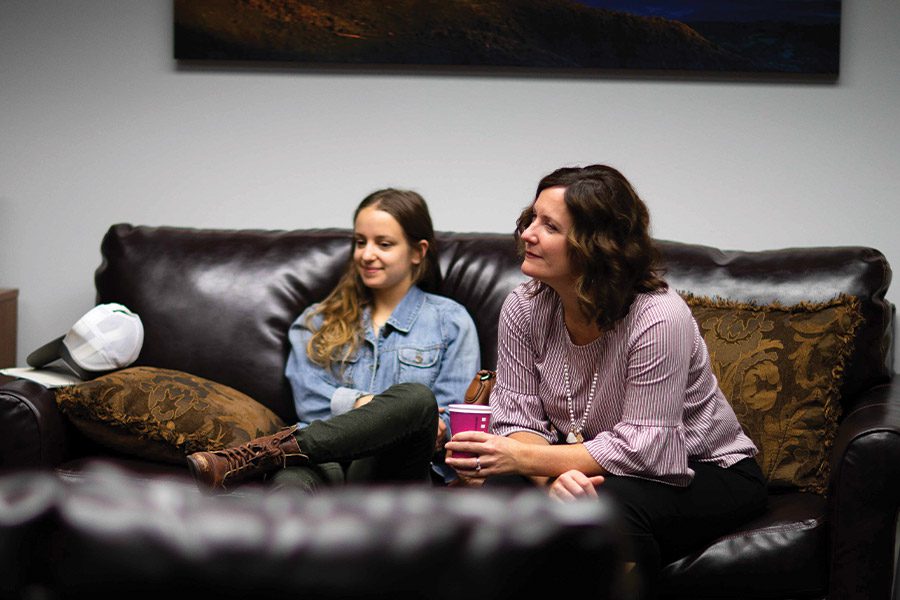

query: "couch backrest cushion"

left=96, top=225, right=350, bottom=423
left=95, top=225, right=892, bottom=424
left=434, top=232, right=528, bottom=371
left=95, top=225, right=528, bottom=423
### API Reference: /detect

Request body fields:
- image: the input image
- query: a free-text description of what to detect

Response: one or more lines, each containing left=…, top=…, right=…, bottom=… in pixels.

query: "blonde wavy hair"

left=306, top=189, right=441, bottom=371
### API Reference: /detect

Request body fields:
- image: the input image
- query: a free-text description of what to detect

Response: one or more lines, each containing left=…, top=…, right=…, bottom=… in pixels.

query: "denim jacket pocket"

left=398, top=345, right=442, bottom=386
left=333, top=351, right=362, bottom=387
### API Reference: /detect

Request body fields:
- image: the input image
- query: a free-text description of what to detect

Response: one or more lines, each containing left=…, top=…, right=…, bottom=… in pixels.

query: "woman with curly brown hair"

left=446, top=165, right=766, bottom=598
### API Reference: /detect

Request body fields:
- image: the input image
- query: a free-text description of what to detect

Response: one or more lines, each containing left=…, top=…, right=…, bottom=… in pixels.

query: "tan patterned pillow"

left=55, top=366, right=286, bottom=464
left=682, top=294, right=862, bottom=495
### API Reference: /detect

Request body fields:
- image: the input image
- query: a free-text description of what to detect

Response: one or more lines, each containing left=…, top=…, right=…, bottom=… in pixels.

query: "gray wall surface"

left=1, top=1, right=899, bottom=369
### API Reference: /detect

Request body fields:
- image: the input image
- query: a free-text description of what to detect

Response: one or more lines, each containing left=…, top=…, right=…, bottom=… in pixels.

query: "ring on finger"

left=475, top=456, right=482, bottom=472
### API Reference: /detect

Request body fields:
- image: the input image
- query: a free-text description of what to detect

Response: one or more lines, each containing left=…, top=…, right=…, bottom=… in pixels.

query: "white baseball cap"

left=27, top=303, right=144, bottom=379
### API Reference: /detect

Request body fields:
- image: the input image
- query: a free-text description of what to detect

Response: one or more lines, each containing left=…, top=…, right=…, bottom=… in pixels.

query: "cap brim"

left=58, top=343, right=95, bottom=380
left=26, top=336, right=66, bottom=368
left=26, top=336, right=93, bottom=381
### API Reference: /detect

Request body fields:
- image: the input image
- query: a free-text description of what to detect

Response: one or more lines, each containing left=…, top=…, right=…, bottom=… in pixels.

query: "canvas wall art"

left=174, top=0, right=841, bottom=76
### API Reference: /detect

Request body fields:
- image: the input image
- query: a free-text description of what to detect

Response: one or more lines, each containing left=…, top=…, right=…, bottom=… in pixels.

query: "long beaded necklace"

left=563, top=356, right=599, bottom=444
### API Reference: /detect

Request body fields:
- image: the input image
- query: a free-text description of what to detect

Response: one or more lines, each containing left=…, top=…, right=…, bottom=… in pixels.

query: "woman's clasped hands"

left=445, top=431, right=605, bottom=500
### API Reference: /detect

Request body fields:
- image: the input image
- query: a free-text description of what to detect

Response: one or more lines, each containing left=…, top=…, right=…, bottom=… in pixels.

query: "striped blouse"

left=490, top=282, right=757, bottom=487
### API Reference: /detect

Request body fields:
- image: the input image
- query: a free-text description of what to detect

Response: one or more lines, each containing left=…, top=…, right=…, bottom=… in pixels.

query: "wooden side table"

left=0, top=288, right=18, bottom=370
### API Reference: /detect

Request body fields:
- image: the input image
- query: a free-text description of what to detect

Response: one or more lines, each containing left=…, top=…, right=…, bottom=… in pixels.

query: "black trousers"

left=271, top=383, right=438, bottom=491
left=486, top=457, right=767, bottom=599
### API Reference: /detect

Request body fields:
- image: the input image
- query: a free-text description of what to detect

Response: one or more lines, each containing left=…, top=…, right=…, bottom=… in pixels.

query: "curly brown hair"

left=515, top=165, right=667, bottom=331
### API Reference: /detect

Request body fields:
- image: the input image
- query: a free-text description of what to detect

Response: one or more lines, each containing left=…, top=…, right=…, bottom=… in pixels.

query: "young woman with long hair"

left=188, top=189, right=479, bottom=490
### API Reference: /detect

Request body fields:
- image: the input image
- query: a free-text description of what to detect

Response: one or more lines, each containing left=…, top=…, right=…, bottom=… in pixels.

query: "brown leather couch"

left=1, top=224, right=898, bottom=599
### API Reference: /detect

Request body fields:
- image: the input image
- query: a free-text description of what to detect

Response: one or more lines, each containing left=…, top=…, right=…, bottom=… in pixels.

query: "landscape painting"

left=174, top=0, right=841, bottom=76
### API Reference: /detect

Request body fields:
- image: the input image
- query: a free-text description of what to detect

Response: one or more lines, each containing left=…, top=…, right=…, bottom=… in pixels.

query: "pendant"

left=566, top=431, right=583, bottom=444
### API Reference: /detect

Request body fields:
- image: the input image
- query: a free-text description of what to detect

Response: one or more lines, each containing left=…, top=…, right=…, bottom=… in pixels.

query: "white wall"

left=2, top=1, right=899, bottom=368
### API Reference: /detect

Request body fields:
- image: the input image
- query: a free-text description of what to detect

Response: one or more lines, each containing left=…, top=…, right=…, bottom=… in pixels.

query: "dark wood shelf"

left=0, top=288, right=18, bottom=369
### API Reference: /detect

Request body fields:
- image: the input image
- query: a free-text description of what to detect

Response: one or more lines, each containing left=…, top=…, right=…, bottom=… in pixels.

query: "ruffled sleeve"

left=585, top=423, right=692, bottom=486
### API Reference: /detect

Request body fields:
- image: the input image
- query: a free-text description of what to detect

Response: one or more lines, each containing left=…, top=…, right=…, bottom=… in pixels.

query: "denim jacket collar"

left=363, top=285, right=425, bottom=339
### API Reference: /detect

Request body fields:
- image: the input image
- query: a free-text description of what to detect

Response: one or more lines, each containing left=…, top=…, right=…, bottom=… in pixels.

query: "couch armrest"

left=0, top=379, right=68, bottom=470
left=828, top=381, right=900, bottom=600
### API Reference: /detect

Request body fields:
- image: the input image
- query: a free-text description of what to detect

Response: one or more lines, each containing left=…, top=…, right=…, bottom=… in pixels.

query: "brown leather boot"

left=186, top=425, right=309, bottom=491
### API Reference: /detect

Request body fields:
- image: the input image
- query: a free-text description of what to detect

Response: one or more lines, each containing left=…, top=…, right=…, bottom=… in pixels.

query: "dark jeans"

left=486, top=457, right=767, bottom=599
left=271, top=383, right=438, bottom=492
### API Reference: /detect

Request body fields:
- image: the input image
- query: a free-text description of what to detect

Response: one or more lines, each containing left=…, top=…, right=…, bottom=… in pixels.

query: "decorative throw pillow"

left=55, top=366, right=286, bottom=464
left=681, top=293, right=862, bottom=495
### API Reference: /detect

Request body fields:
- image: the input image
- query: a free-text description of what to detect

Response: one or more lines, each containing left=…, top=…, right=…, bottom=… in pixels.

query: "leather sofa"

left=0, top=462, right=624, bottom=599
left=2, top=223, right=899, bottom=599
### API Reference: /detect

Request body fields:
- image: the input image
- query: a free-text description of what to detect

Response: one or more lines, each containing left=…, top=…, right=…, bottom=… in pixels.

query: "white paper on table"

left=0, top=367, right=82, bottom=387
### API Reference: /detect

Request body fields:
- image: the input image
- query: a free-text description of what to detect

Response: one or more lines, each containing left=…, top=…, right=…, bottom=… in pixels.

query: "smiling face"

left=353, top=205, right=426, bottom=301
left=519, top=186, right=575, bottom=290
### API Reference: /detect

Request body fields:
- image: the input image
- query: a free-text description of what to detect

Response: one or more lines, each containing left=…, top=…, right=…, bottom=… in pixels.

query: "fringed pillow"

left=682, top=293, right=862, bottom=494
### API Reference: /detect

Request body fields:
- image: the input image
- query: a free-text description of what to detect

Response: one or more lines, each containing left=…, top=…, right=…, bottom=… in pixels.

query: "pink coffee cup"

left=447, top=403, right=492, bottom=459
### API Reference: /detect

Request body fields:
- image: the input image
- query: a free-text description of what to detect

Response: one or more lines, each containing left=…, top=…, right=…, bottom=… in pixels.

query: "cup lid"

left=447, top=403, right=492, bottom=413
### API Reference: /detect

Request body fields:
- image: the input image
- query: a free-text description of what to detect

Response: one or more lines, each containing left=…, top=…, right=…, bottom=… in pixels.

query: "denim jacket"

left=285, top=286, right=481, bottom=481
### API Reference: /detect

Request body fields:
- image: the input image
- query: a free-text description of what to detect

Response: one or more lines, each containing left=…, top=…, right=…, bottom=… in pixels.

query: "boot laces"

left=217, top=435, right=285, bottom=472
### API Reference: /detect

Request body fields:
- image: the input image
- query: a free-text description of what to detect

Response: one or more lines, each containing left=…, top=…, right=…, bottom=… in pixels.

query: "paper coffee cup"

left=448, top=404, right=492, bottom=459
